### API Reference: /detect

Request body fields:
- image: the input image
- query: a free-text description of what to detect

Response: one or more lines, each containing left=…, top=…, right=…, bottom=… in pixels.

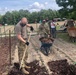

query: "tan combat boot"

left=21, top=67, right=29, bottom=74
left=25, top=65, right=31, bottom=69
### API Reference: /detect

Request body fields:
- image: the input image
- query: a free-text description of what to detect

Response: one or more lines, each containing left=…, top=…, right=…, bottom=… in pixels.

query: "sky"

left=0, top=0, right=61, bottom=15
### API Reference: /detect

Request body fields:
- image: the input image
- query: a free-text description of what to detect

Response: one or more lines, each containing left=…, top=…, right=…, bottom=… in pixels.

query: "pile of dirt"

left=39, top=37, right=54, bottom=43
left=8, top=60, right=49, bottom=75
left=48, top=59, right=76, bottom=75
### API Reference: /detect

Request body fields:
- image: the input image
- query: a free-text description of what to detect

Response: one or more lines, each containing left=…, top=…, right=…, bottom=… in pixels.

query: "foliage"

left=0, top=9, right=60, bottom=25
left=56, top=0, right=76, bottom=19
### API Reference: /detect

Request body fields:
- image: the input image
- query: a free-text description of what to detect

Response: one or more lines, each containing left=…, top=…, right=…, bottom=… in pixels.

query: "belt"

left=23, top=38, right=28, bottom=40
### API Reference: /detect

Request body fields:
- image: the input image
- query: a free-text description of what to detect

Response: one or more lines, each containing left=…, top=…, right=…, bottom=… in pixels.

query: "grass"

left=57, top=32, right=76, bottom=45
left=56, top=25, right=76, bottom=45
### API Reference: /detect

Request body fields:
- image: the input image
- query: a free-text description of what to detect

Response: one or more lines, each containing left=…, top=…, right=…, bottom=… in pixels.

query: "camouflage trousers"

left=18, top=40, right=28, bottom=68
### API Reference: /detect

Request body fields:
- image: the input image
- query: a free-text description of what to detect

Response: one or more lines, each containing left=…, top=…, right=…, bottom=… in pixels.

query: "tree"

left=56, top=0, right=76, bottom=19
left=0, top=9, right=60, bottom=25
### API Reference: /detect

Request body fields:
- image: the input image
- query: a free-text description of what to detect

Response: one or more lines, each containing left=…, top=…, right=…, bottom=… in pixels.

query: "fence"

left=0, top=25, right=16, bottom=65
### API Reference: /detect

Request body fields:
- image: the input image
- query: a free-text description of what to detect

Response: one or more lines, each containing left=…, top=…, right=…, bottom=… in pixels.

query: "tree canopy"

left=0, top=9, right=60, bottom=25
left=56, top=0, right=76, bottom=19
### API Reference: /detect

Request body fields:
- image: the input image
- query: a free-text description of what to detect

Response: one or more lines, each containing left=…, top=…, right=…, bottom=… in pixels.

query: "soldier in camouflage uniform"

left=38, top=19, right=53, bottom=55
left=38, top=20, right=50, bottom=38
left=44, top=19, right=50, bottom=36
left=38, top=20, right=46, bottom=37
left=15, top=17, right=34, bottom=74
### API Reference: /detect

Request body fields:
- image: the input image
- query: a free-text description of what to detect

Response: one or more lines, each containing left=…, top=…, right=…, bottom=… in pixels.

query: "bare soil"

left=0, top=37, right=16, bottom=75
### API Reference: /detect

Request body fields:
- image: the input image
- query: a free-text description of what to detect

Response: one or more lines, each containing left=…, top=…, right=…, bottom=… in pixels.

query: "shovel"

left=20, top=32, right=31, bottom=69
left=14, top=32, right=31, bottom=70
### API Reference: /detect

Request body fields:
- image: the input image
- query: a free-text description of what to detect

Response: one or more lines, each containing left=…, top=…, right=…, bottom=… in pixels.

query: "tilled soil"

left=8, top=60, right=49, bottom=75
left=48, top=59, right=76, bottom=75
left=31, top=35, right=76, bottom=75
left=8, top=59, right=76, bottom=75
left=0, top=37, right=16, bottom=75
left=54, top=38, right=76, bottom=62
left=1, top=35, right=76, bottom=75
left=30, top=35, right=64, bottom=74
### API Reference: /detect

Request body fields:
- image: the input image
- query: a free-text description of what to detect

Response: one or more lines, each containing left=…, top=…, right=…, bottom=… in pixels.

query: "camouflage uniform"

left=15, top=21, right=28, bottom=68
left=38, top=23, right=46, bottom=37
left=38, top=21, right=50, bottom=38
left=18, top=40, right=28, bottom=67
left=44, top=22, right=50, bottom=35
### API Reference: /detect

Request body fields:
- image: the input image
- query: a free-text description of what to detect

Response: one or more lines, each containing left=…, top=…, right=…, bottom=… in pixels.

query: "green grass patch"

left=57, top=32, right=76, bottom=45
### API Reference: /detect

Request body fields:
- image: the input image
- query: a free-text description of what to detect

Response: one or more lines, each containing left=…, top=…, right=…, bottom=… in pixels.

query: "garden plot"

left=1, top=34, right=76, bottom=75
left=0, top=37, right=16, bottom=75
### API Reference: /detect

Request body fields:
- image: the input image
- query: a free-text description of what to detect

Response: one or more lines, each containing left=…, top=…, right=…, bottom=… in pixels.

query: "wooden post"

left=9, top=30, right=11, bottom=65
left=0, top=28, right=1, bottom=42
left=35, top=19, right=38, bottom=32
left=0, top=28, right=1, bottom=36
left=36, top=22, right=38, bottom=31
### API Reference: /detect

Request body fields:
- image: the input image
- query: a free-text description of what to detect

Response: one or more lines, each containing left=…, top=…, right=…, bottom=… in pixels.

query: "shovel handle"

left=20, top=32, right=31, bottom=69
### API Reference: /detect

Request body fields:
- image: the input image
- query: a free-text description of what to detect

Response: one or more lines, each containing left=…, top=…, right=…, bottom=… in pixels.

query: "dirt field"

left=1, top=34, right=76, bottom=75
left=0, top=37, right=16, bottom=75
left=1, top=21, right=76, bottom=75
left=6, top=35, right=76, bottom=75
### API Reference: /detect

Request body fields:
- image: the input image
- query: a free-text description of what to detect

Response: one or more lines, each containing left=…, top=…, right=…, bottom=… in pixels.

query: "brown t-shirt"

left=15, top=21, right=27, bottom=39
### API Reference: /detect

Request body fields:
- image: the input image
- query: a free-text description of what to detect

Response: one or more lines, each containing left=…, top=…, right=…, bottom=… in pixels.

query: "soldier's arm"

left=17, top=34, right=26, bottom=43
left=26, top=24, right=31, bottom=27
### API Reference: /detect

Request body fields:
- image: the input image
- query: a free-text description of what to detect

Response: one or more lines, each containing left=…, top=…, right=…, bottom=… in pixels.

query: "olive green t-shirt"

left=15, top=21, right=27, bottom=39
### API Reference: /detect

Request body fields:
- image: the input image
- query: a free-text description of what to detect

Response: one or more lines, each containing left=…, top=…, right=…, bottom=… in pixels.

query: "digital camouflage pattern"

left=38, top=22, right=50, bottom=37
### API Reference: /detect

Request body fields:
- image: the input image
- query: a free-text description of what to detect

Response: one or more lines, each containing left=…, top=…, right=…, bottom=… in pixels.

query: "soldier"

left=38, top=19, right=50, bottom=38
left=38, top=20, right=46, bottom=37
left=44, top=19, right=50, bottom=36
left=15, top=17, right=34, bottom=74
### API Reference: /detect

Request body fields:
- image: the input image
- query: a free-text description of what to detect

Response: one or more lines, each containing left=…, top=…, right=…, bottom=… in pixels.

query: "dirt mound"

left=39, top=37, right=54, bottom=43
left=8, top=60, right=49, bottom=75
left=48, top=59, right=76, bottom=75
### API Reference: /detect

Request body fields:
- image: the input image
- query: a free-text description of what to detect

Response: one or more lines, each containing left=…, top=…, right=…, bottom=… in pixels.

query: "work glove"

left=14, top=63, right=20, bottom=70
left=30, top=26, right=34, bottom=31
left=25, top=41, right=29, bottom=46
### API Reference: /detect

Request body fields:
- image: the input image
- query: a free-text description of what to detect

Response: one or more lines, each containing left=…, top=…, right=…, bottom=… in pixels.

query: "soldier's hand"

left=30, top=26, right=34, bottom=31
left=25, top=41, right=29, bottom=46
